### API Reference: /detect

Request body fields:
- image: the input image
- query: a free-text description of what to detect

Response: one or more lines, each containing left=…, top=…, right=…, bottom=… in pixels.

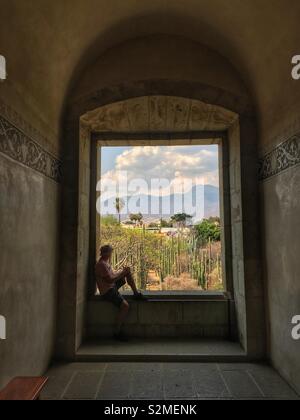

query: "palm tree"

left=115, top=197, right=125, bottom=225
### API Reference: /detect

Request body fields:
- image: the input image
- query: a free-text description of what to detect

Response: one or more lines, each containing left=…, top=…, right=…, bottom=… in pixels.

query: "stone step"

left=76, top=339, right=248, bottom=363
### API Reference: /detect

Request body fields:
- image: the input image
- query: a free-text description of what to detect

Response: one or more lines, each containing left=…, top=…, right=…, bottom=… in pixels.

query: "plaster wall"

left=0, top=10, right=62, bottom=384
left=71, top=36, right=248, bottom=105
left=258, top=39, right=300, bottom=390
left=0, top=153, right=60, bottom=389
left=262, top=165, right=300, bottom=394
left=260, top=106, right=300, bottom=393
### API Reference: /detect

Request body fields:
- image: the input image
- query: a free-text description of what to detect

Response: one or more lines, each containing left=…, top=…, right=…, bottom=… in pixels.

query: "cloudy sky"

left=100, top=145, right=219, bottom=197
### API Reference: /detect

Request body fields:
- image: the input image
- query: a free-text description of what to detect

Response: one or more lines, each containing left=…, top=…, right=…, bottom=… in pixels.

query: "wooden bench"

left=0, top=377, right=48, bottom=400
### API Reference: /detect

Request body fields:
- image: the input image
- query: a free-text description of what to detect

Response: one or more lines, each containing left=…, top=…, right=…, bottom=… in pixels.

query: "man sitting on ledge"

left=96, top=245, right=148, bottom=342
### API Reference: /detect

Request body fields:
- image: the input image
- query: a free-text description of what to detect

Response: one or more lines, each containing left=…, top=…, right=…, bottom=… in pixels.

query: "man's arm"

left=96, top=262, right=127, bottom=284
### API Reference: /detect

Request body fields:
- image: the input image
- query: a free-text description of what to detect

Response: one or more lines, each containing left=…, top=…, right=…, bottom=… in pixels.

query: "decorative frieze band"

left=259, top=133, right=300, bottom=181
left=1, top=95, right=299, bottom=184
left=0, top=115, right=62, bottom=183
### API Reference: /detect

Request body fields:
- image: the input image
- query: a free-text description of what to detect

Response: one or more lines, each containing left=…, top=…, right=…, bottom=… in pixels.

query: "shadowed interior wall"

left=257, top=22, right=300, bottom=391
left=71, top=35, right=248, bottom=105
left=0, top=150, right=60, bottom=388
left=262, top=166, right=300, bottom=393
left=260, top=104, right=300, bottom=394
left=0, top=10, right=62, bottom=386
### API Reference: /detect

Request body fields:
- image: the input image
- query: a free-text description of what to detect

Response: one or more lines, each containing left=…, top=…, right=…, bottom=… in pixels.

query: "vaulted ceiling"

left=1, top=0, right=299, bottom=151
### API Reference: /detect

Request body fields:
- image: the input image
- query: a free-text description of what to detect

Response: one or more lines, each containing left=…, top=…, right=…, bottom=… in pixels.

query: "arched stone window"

left=58, top=80, right=263, bottom=362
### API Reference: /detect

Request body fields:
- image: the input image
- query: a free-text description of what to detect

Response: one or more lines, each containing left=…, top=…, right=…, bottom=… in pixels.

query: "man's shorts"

left=101, top=277, right=127, bottom=308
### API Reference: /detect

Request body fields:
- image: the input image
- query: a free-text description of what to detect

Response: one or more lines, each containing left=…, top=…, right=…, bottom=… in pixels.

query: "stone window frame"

left=87, top=131, right=233, bottom=299
left=57, top=86, right=264, bottom=361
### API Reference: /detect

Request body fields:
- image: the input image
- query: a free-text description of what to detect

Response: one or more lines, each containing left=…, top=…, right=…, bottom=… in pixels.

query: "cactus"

left=100, top=224, right=222, bottom=291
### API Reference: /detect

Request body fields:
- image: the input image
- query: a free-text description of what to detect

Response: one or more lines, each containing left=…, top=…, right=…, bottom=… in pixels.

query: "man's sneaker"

left=114, top=332, right=129, bottom=342
left=134, top=292, right=149, bottom=302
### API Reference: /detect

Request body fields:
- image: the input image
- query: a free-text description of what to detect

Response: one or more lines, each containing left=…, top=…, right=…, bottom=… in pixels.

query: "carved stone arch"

left=80, top=96, right=238, bottom=133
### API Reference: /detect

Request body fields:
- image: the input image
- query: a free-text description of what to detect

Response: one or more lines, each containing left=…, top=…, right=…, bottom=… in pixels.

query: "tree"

left=115, top=197, right=125, bottom=225
left=195, top=218, right=221, bottom=244
left=171, top=213, right=193, bottom=228
left=130, top=213, right=143, bottom=226
left=160, top=218, right=173, bottom=228
left=148, top=222, right=159, bottom=228
left=207, top=217, right=221, bottom=225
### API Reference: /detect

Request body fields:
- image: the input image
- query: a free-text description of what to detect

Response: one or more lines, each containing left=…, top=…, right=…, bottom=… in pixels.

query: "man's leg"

left=115, top=300, right=130, bottom=340
left=125, top=271, right=148, bottom=301
left=125, top=271, right=139, bottom=295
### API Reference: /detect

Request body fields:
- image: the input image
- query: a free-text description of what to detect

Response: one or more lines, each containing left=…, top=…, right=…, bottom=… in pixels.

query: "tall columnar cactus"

left=100, top=224, right=222, bottom=291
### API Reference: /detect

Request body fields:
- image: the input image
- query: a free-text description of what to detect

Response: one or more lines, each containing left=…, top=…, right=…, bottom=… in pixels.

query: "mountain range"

left=101, top=185, right=220, bottom=223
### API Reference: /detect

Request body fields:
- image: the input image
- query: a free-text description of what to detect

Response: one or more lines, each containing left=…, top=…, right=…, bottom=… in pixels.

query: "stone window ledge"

left=91, top=291, right=230, bottom=302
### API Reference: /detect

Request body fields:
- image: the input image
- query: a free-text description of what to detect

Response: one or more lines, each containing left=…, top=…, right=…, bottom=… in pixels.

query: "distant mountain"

left=101, top=185, right=220, bottom=223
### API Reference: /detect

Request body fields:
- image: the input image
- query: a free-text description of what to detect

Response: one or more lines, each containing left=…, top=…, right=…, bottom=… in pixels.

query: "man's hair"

left=100, top=245, right=113, bottom=256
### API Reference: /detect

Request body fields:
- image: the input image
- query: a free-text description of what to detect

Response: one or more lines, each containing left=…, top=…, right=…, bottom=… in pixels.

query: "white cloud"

left=100, top=146, right=219, bottom=198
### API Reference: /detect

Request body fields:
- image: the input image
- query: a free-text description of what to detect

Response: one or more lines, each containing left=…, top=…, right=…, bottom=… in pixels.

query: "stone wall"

left=87, top=299, right=230, bottom=339
left=76, top=124, right=92, bottom=349
left=228, top=120, right=247, bottom=349
left=260, top=132, right=300, bottom=394
left=0, top=105, right=61, bottom=388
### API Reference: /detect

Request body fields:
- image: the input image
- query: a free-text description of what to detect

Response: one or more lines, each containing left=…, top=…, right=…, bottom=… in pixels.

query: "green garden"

left=99, top=215, right=223, bottom=292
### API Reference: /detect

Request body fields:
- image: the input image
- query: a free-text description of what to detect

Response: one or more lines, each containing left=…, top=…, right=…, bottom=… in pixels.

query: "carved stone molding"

left=81, top=96, right=238, bottom=133
left=0, top=98, right=58, bottom=154
left=0, top=115, right=62, bottom=183
left=259, top=134, right=300, bottom=181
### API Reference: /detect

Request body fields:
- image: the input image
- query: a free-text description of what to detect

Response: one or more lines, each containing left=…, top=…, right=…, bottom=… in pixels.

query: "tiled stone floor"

left=41, top=362, right=299, bottom=400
